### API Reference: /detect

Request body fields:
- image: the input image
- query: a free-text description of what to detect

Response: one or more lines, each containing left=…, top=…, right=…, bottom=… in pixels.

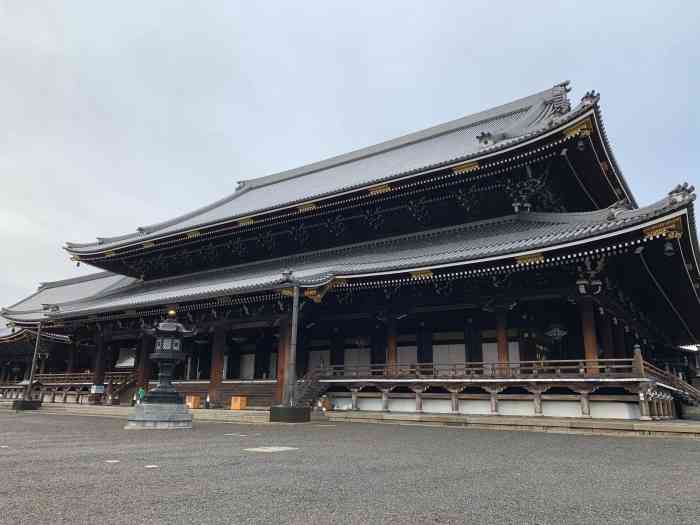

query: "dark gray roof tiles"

left=9, top=189, right=694, bottom=322
left=67, top=82, right=601, bottom=253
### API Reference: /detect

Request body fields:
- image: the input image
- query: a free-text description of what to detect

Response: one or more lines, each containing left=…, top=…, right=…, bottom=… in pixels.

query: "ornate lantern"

left=125, top=309, right=194, bottom=429
left=143, top=309, right=193, bottom=404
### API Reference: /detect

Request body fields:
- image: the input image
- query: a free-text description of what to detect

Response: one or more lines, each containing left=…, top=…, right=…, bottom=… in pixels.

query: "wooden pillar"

left=386, top=318, right=397, bottom=374
left=274, top=317, right=289, bottom=403
left=381, top=388, right=390, bottom=412
left=532, top=387, right=543, bottom=416
left=208, top=326, right=226, bottom=407
left=412, top=386, right=424, bottom=413
left=136, top=335, right=154, bottom=388
left=486, top=387, right=499, bottom=415
left=638, top=389, right=652, bottom=420
left=580, top=391, right=591, bottom=418
left=580, top=299, right=599, bottom=375
left=600, top=314, right=615, bottom=360
left=496, top=311, right=508, bottom=364
left=88, top=335, right=106, bottom=404
left=448, top=386, right=461, bottom=414
left=351, top=388, right=359, bottom=410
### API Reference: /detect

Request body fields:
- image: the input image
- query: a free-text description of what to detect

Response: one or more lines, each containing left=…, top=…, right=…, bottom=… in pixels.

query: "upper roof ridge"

left=65, top=82, right=572, bottom=251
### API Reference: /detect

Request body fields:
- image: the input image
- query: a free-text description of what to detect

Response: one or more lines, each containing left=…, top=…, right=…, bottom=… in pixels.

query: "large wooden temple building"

left=2, top=82, right=700, bottom=420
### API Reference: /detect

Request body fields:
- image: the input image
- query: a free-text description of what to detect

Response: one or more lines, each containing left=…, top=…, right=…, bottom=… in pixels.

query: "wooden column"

left=208, top=326, right=226, bottom=407
left=351, top=388, right=359, bottom=410
left=448, top=386, right=461, bottom=414
left=531, top=386, right=544, bottom=416
left=488, top=388, right=499, bottom=415
left=386, top=318, right=397, bottom=374
left=136, top=335, right=154, bottom=388
left=579, top=390, right=591, bottom=418
left=89, top=336, right=106, bottom=405
left=580, top=299, right=599, bottom=375
left=381, top=388, right=390, bottom=412
left=274, top=317, right=289, bottom=403
left=412, top=386, right=424, bottom=413
left=496, top=310, right=509, bottom=375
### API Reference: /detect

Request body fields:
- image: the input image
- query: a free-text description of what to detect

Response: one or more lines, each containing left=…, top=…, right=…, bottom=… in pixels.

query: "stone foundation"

left=124, top=402, right=193, bottom=429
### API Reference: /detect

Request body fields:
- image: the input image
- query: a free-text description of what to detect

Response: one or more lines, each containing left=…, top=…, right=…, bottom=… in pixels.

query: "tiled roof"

left=7, top=189, right=694, bottom=322
left=66, top=82, right=585, bottom=254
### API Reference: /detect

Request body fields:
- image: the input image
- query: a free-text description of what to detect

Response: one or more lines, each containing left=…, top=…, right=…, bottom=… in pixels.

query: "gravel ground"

left=1, top=412, right=699, bottom=525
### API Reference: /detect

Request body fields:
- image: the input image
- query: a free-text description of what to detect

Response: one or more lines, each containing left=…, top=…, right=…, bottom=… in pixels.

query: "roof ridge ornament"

left=606, top=198, right=633, bottom=221
left=668, top=182, right=695, bottom=204
left=549, top=80, right=572, bottom=115
left=580, top=90, right=600, bottom=107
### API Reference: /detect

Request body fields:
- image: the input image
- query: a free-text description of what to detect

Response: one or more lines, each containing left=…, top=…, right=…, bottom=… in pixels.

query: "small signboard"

left=90, top=384, right=105, bottom=394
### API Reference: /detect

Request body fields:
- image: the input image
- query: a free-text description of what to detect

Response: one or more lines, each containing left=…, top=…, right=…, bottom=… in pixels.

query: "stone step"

left=34, top=403, right=270, bottom=423
left=326, top=410, right=700, bottom=438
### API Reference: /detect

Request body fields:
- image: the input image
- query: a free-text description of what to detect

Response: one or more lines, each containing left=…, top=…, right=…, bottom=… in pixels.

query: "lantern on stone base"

left=125, top=309, right=194, bottom=430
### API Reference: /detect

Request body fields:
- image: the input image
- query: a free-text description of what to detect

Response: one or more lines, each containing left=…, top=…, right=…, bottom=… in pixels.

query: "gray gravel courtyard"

left=1, top=412, right=699, bottom=525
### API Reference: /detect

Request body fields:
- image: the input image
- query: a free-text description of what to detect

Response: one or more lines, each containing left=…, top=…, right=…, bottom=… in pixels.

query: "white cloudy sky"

left=1, top=1, right=698, bottom=307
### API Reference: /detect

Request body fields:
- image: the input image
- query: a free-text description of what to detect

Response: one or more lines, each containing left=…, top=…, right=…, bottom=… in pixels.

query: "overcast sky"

left=1, top=1, right=698, bottom=307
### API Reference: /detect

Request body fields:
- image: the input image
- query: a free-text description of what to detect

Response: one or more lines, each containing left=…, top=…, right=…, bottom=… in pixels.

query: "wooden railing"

left=643, top=361, right=700, bottom=400
left=33, top=371, right=134, bottom=385
left=319, top=359, right=637, bottom=380
left=317, top=358, right=700, bottom=401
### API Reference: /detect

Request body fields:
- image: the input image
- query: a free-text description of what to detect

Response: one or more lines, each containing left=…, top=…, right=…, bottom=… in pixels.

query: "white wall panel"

left=422, top=399, right=451, bottom=414
left=388, top=398, right=416, bottom=412
left=357, top=398, right=383, bottom=411
left=498, top=400, right=535, bottom=416
left=590, top=402, right=641, bottom=420
left=331, top=396, right=353, bottom=411
left=542, top=401, right=581, bottom=418
left=459, top=400, right=491, bottom=414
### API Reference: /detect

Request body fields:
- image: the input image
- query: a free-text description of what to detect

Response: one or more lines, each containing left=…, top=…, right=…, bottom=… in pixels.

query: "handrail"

left=318, top=359, right=637, bottom=380
left=643, top=361, right=700, bottom=399
left=32, top=371, right=134, bottom=385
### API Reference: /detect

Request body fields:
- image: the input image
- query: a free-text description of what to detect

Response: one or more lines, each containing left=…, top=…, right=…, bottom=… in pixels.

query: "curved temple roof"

left=66, top=81, right=628, bottom=255
left=7, top=187, right=696, bottom=324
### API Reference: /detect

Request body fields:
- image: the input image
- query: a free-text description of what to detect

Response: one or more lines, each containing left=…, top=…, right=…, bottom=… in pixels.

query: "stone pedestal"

left=270, top=405, right=311, bottom=423
left=12, top=399, right=42, bottom=411
left=125, top=401, right=192, bottom=429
